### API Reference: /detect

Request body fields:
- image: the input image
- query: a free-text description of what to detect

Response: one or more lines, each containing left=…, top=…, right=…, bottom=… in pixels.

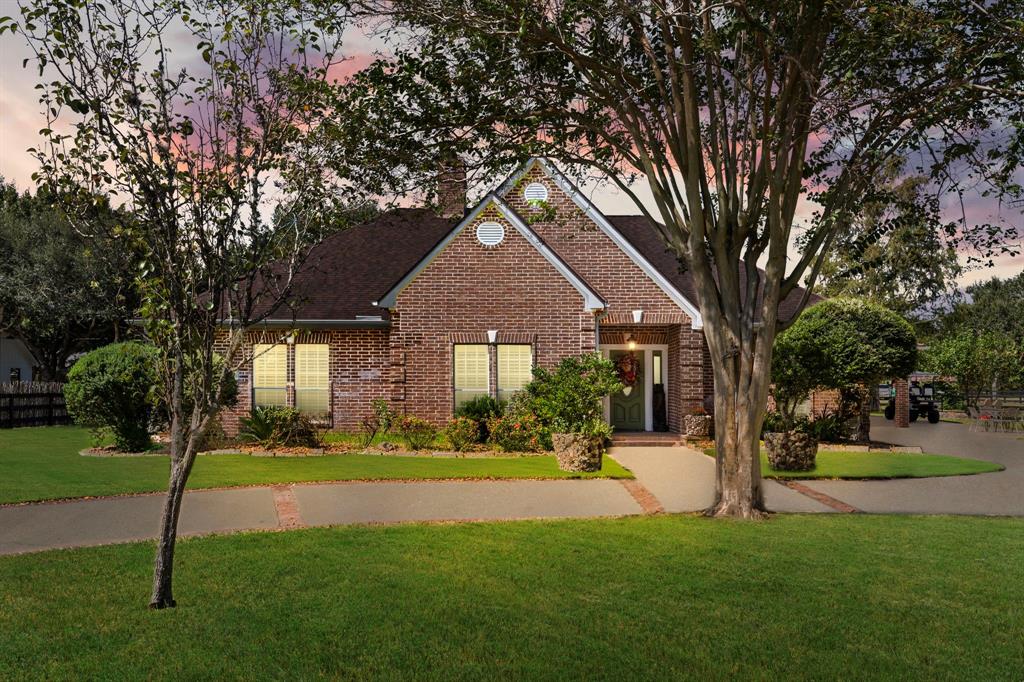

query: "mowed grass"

left=704, top=448, right=1003, bottom=479
left=2, top=514, right=1023, bottom=679
left=0, top=427, right=631, bottom=504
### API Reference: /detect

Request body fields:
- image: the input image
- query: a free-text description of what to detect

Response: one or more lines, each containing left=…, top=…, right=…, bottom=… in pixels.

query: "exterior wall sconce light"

left=626, top=334, right=637, bottom=351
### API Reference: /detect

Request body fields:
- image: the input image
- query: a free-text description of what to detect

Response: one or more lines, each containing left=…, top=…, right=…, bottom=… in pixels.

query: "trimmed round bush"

left=64, top=341, right=159, bottom=452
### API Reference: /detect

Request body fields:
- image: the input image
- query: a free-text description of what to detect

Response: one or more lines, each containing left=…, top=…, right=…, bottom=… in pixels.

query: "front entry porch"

left=601, top=343, right=669, bottom=432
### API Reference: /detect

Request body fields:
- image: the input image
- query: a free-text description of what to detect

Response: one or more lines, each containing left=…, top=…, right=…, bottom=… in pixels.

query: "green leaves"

left=772, top=298, right=918, bottom=419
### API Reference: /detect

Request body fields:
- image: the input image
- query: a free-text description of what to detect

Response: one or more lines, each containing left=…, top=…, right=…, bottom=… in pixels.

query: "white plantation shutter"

left=295, top=345, right=329, bottom=416
left=252, top=344, right=288, bottom=407
left=454, top=345, right=490, bottom=409
left=497, top=345, right=533, bottom=402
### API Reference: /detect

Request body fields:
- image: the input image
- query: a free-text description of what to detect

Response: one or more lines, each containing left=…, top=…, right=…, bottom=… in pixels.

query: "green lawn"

left=0, top=427, right=632, bottom=504
left=1, top=514, right=1022, bottom=679
left=704, top=448, right=1003, bottom=479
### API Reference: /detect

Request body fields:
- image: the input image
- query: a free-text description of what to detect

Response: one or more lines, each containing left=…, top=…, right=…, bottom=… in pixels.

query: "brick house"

left=221, top=158, right=806, bottom=435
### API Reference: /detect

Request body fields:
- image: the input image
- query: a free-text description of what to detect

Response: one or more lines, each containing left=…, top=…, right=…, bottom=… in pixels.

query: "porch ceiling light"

left=626, top=334, right=637, bottom=351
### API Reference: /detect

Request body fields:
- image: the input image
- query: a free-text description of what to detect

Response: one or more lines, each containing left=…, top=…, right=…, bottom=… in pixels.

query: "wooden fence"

left=0, top=382, right=71, bottom=428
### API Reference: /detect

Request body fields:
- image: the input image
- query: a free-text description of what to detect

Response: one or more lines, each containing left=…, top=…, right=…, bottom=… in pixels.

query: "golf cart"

left=881, top=381, right=941, bottom=424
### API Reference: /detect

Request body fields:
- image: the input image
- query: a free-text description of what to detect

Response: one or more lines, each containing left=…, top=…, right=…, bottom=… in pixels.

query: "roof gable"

left=498, top=158, right=703, bottom=330
left=374, top=194, right=606, bottom=311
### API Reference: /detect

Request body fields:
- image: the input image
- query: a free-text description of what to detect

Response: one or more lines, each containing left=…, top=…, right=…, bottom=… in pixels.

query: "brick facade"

left=220, top=161, right=715, bottom=434
left=389, top=203, right=596, bottom=424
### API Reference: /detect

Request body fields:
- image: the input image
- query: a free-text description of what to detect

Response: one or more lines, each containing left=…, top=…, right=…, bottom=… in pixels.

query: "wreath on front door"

left=615, top=352, right=641, bottom=392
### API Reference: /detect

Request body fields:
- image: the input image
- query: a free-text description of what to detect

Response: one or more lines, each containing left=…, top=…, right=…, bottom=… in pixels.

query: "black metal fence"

left=0, top=382, right=71, bottom=428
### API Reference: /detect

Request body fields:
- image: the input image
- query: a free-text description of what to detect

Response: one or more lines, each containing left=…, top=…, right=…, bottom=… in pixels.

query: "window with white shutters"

left=454, top=344, right=490, bottom=409
left=497, top=345, right=533, bottom=402
left=252, top=344, right=288, bottom=408
left=295, top=344, right=329, bottom=416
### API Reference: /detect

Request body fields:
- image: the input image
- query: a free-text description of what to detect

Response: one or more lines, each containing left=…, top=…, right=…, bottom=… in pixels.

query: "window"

left=295, top=344, right=329, bottom=416
left=252, top=344, right=287, bottom=408
left=454, top=344, right=489, bottom=409
left=497, top=345, right=532, bottom=402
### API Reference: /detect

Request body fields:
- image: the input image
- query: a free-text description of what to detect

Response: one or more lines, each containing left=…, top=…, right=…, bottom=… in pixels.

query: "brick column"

left=894, top=378, right=910, bottom=428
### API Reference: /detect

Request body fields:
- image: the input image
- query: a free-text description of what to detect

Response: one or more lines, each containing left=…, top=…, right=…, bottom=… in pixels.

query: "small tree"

left=64, top=342, right=158, bottom=452
left=925, top=331, right=1020, bottom=415
left=12, top=0, right=349, bottom=608
left=772, top=299, right=917, bottom=441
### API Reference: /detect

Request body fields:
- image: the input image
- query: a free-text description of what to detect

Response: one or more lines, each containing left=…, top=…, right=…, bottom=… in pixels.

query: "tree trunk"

left=857, top=385, right=874, bottom=443
left=149, top=459, right=189, bottom=609
left=705, top=334, right=770, bottom=520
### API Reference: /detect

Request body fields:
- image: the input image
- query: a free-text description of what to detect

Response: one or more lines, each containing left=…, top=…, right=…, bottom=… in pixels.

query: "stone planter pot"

left=763, top=431, right=818, bottom=472
left=552, top=432, right=602, bottom=472
left=684, top=414, right=713, bottom=438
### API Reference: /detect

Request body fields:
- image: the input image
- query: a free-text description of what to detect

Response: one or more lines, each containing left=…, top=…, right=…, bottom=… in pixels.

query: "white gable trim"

left=374, top=194, right=606, bottom=311
left=500, top=158, right=704, bottom=330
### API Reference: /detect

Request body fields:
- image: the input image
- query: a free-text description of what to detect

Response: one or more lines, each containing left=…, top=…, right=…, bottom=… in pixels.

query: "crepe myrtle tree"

left=7, top=0, right=349, bottom=607
left=316, top=0, right=1024, bottom=517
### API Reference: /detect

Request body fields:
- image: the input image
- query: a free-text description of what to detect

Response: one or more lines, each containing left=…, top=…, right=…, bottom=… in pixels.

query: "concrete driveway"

left=798, top=417, right=1023, bottom=516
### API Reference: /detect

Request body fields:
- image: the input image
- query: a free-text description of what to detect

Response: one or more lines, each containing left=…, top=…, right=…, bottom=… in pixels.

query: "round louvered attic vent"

left=475, top=221, right=505, bottom=247
left=523, top=182, right=549, bottom=201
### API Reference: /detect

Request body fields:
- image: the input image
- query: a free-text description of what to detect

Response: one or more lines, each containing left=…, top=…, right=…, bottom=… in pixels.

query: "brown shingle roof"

left=281, top=208, right=456, bottom=321
left=266, top=207, right=815, bottom=325
left=606, top=215, right=819, bottom=322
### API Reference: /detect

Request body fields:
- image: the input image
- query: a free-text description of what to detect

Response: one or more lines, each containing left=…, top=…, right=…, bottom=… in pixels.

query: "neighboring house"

left=0, top=335, right=38, bottom=383
left=221, top=158, right=809, bottom=434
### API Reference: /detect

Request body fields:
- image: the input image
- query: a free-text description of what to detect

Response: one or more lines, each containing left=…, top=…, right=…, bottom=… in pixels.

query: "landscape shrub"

left=760, top=410, right=848, bottom=443
left=398, top=415, right=437, bottom=450
left=454, top=395, right=505, bottom=441
left=239, top=406, right=320, bottom=448
left=444, top=416, right=479, bottom=452
left=488, top=413, right=548, bottom=452
left=805, top=410, right=850, bottom=442
left=520, top=353, right=621, bottom=433
left=64, top=341, right=159, bottom=452
left=371, top=398, right=397, bottom=434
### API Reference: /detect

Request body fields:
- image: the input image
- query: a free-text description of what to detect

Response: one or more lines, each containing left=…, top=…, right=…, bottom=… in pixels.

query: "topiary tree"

left=64, top=341, right=159, bottom=452
left=772, top=299, right=917, bottom=442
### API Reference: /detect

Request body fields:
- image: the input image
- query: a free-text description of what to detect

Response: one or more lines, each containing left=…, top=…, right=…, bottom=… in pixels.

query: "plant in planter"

left=684, top=408, right=713, bottom=438
left=521, top=354, right=622, bottom=472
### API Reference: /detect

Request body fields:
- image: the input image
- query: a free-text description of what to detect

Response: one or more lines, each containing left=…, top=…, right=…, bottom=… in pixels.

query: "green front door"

left=610, top=350, right=645, bottom=431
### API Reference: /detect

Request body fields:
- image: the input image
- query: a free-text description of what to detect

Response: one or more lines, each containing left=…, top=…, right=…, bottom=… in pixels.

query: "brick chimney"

left=436, top=158, right=467, bottom=219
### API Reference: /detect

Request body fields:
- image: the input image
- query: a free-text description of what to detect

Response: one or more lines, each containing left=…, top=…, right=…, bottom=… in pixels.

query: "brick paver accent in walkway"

left=272, top=485, right=305, bottom=529
left=779, top=481, right=859, bottom=513
left=619, top=479, right=664, bottom=514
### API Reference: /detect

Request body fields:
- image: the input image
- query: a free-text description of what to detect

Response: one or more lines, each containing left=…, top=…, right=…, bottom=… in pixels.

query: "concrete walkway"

left=2, top=417, right=1018, bottom=555
left=608, top=446, right=836, bottom=514
left=798, top=418, right=1024, bottom=516
left=0, top=479, right=642, bottom=556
